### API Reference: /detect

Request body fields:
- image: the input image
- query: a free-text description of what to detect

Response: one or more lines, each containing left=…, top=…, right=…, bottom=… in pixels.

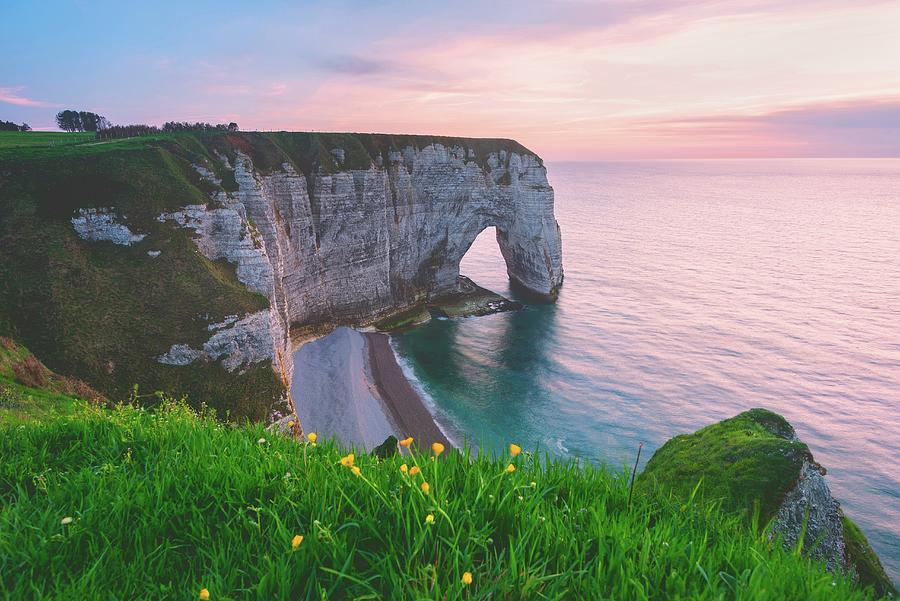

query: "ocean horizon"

left=392, top=158, right=900, bottom=581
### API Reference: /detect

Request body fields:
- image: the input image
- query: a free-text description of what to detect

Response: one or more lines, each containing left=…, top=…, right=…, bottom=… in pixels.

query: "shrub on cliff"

left=0, top=401, right=889, bottom=599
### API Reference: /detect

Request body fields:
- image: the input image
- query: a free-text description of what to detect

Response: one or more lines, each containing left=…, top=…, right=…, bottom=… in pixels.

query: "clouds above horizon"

left=2, top=0, right=900, bottom=158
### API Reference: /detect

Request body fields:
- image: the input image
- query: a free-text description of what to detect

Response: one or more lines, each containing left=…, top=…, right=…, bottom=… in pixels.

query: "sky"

left=3, top=0, right=900, bottom=160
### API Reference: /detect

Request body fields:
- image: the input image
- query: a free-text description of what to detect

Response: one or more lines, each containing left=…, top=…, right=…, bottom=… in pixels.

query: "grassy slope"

left=0, top=131, right=542, bottom=421
left=0, top=401, right=887, bottom=601
left=0, top=137, right=281, bottom=421
left=0, top=131, right=94, bottom=150
left=638, top=409, right=896, bottom=597
left=0, top=337, right=102, bottom=425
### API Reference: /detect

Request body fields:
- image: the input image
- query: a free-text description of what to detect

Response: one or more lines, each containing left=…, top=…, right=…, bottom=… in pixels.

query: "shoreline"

left=365, top=332, right=452, bottom=450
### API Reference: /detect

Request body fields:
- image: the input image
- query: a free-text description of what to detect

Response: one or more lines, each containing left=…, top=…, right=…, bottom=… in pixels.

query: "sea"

left=391, top=159, right=900, bottom=580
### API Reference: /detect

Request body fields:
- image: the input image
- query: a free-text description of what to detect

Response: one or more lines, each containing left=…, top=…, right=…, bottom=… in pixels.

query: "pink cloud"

left=0, top=86, right=58, bottom=108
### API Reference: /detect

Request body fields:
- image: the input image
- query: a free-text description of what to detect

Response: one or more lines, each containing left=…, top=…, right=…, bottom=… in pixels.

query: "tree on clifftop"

left=56, top=110, right=109, bottom=132
left=56, top=110, right=80, bottom=132
left=0, top=120, right=31, bottom=132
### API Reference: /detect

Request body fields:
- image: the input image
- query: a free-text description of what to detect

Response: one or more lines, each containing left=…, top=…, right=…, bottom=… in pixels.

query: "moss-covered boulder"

left=639, top=408, right=896, bottom=597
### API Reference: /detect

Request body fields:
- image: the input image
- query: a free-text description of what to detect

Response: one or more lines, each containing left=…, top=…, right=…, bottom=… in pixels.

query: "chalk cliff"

left=155, top=136, right=563, bottom=384
left=0, top=132, right=561, bottom=418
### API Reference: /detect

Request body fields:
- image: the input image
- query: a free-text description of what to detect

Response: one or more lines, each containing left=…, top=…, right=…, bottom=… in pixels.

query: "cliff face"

left=156, top=137, right=563, bottom=384
left=0, top=132, right=562, bottom=419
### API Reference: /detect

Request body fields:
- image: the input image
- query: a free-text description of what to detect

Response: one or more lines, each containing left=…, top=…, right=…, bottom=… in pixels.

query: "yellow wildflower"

left=421, top=481, right=430, bottom=495
left=307, top=432, right=317, bottom=443
left=291, top=534, right=303, bottom=549
left=199, top=588, right=210, bottom=600
left=399, top=437, right=414, bottom=447
left=410, top=466, right=420, bottom=476
left=509, top=443, right=521, bottom=457
left=530, top=481, right=537, bottom=488
left=351, top=466, right=361, bottom=477
left=340, top=453, right=355, bottom=468
left=400, top=463, right=409, bottom=474
left=288, top=420, right=295, bottom=427
left=506, top=464, right=516, bottom=473
left=425, top=514, right=435, bottom=524
left=431, top=442, right=445, bottom=456
left=462, top=572, right=473, bottom=586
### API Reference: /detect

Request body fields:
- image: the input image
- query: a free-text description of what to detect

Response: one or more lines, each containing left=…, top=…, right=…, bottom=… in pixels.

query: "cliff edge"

left=0, top=132, right=563, bottom=418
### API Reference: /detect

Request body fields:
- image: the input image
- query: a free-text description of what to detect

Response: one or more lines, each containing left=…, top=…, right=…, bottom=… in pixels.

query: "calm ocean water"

left=393, top=159, right=900, bottom=580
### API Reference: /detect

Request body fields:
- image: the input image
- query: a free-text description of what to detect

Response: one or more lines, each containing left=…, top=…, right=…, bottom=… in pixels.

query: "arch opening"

left=459, top=226, right=512, bottom=298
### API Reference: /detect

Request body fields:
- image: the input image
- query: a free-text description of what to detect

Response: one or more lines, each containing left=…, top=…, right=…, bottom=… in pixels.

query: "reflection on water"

left=393, top=159, right=900, bottom=581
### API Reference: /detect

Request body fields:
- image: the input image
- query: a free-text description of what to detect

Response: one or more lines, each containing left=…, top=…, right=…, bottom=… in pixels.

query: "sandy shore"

left=291, top=327, right=395, bottom=450
left=366, top=332, right=451, bottom=449
left=290, top=327, right=449, bottom=451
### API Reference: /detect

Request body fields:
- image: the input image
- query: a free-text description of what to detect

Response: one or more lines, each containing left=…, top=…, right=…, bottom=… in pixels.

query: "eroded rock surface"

left=157, top=311, right=276, bottom=372
left=772, top=459, right=845, bottom=572
left=72, top=208, right=146, bottom=246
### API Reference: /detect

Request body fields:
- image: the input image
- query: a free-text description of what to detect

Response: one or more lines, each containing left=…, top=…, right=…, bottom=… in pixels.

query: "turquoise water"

left=393, top=159, right=900, bottom=580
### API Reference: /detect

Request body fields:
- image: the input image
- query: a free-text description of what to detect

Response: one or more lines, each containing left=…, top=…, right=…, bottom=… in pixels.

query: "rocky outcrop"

left=71, top=208, right=146, bottom=246
left=639, top=409, right=896, bottom=596
left=156, top=311, right=276, bottom=372
left=771, top=459, right=845, bottom=572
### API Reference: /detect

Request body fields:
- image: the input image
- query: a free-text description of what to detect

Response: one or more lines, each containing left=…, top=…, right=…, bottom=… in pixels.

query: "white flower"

left=257, top=438, right=266, bottom=445
left=61, top=517, right=73, bottom=525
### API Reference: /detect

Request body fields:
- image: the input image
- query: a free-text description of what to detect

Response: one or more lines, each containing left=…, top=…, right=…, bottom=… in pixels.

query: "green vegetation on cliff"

left=0, top=337, right=101, bottom=424
left=0, top=134, right=282, bottom=420
left=638, top=408, right=896, bottom=597
left=638, top=408, right=809, bottom=524
left=0, top=399, right=891, bottom=600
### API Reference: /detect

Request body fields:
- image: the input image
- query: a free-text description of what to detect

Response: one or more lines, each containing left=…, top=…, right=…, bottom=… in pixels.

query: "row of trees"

left=95, top=120, right=241, bottom=140
left=162, top=121, right=239, bottom=133
left=0, top=120, right=31, bottom=132
left=95, top=124, right=161, bottom=140
left=4, top=111, right=240, bottom=137
left=56, top=110, right=110, bottom=132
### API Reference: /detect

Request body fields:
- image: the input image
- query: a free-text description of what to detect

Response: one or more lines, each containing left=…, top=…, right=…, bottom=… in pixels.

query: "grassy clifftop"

left=0, top=400, right=889, bottom=600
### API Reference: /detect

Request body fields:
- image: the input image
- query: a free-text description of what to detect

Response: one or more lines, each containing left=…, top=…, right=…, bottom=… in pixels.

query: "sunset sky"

left=3, top=0, right=900, bottom=159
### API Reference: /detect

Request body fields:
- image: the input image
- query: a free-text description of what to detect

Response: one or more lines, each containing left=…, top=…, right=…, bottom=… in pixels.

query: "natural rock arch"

left=394, top=147, right=564, bottom=303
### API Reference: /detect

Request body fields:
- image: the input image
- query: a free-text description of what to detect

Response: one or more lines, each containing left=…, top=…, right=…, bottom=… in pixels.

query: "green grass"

left=0, top=337, right=101, bottom=425
left=0, top=144, right=280, bottom=421
left=0, top=377, right=79, bottom=425
left=0, top=131, right=94, bottom=150
left=0, top=402, right=888, bottom=600
left=638, top=408, right=810, bottom=524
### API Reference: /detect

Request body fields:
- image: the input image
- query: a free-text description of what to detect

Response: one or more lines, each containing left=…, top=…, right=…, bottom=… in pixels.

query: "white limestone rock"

left=72, top=208, right=146, bottom=246
left=157, top=310, right=276, bottom=372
